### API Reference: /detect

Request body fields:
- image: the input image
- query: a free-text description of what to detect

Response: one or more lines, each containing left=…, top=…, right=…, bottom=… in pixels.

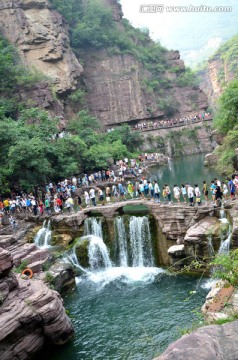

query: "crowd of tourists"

left=105, top=112, right=211, bottom=133
left=1, top=170, right=238, bottom=229
left=132, top=112, right=211, bottom=131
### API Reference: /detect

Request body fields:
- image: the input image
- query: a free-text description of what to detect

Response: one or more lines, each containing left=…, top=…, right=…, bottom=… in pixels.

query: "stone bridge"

left=51, top=200, right=217, bottom=266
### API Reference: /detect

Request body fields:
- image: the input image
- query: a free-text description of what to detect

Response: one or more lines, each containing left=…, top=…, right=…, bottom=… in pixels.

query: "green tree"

left=105, top=124, right=141, bottom=152
left=8, top=137, right=53, bottom=190
left=66, top=109, right=101, bottom=134
left=213, top=79, right=238, bottom=134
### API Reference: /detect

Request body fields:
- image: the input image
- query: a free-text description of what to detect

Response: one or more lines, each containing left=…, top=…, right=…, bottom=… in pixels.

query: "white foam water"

left=34, top=220, right=52, bottom=248
left=84, top=267, right=165, bottom=288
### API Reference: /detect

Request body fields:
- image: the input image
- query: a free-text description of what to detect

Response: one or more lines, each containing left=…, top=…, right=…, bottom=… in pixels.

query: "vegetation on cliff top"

left=210, top=33, right=238, bottom=77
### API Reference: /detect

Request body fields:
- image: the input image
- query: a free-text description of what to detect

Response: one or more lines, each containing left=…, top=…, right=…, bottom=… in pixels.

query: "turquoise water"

left=47, top=273, right=208, bottom=360
left=148, top=154, right=219, bottom=190
left=45, top=154, right=216, bottom=360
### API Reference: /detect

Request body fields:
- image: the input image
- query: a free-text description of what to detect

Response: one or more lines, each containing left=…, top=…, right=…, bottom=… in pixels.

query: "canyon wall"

left=199, top=34, right=238, bottom=108
left=0, top=0, right=208, bottom=128
left=0, top=0, right=83, bottom=95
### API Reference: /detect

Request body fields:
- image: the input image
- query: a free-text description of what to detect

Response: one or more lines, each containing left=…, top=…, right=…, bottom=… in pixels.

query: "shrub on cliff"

left=212, top=249, right=238, bottom=287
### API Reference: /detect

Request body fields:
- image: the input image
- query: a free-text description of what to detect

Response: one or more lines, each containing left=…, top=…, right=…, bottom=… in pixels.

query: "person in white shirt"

left=187, top=184, right=194, bottom=207
left=153, top=180, right=160, bottom=203
left=89, top=188, right=96, bottom=207
left=84, top=191, right=90, bottom=207
left=173, top=185, right=180, bottom=203
left=194, top=184, right=201, bottom=206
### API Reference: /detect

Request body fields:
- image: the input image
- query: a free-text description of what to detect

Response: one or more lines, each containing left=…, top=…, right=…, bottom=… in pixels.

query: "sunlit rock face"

left=0, top=247, right=74, bottom=359
left=0, top=0, right=83, bottom=94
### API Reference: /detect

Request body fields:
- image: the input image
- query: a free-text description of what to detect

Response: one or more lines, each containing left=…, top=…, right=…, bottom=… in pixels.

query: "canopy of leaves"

left=1, top=107, right=141, bottom=192
left=213, top=79, right=238, bottom=134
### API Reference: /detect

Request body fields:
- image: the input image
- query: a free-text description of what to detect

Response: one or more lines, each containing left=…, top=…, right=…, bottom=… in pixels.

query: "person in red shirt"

left=56, top=197, right=63, bottom=212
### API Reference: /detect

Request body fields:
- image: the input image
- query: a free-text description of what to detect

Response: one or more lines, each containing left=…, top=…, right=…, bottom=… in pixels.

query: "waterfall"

left=114, top=217, right=128, bottom=267
left=88, top=235, right=112, bottom=269
left=219, top=206, right=228, bottom=224
left=66, top=235, right=112, bottom=272
left=64, top=216, right=161, bottom=286
left=167, top=157, right=172, bottom=171
left=83, top=218, right=112, bottom=269
left=207, top=234, right=215, bottom=258
left=84, top=218, right=102, bottom=238
left=34, top=220, right=52, bottom=248
left=129, top=216, right=154, bottom=267
left=219, top=226, right=232, bottom=254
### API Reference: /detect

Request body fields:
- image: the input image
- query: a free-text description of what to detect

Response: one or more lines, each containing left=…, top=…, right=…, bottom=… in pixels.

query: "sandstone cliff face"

left=141, top=122, right=216, bottom=156
left=0, top=247, right=74, bottom=360
left=82, top=48, right=207, bottom=126
left=79, top=0, right=207, bottom=126
left=0, top=0, right=83, bottom=95
left=200, top=54, right=236, bottom=108
left=0, top=0, right=208, bottom=128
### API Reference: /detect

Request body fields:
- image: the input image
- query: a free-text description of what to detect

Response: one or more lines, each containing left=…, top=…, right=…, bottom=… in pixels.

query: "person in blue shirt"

left=118, top=182, right=126, bottom=201
left=210, top=181, right=216, bottom=203
left=228, top=176, right=236, bottom=199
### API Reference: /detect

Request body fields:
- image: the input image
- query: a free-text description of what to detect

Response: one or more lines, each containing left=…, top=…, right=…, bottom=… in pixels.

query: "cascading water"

left=84, top=218, right=102, bottom=238
left=219, top=226, right=232, bottom=254
left=167, top=157, right=172, bottom=171
left=114, top=217, right=128, bottom=267
left=88, top=235, right=112, bottom=269
left=207, top=233, right=215, bottom=258
left=34, top=220, right=52, bottom=248
left=219, top=206, right=228, bottom=224
left=65, top=216, right=161, bottom=286
left=129, top=216, right=154, bottom=267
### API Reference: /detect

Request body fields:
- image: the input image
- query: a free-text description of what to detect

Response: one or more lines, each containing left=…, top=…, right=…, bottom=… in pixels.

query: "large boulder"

left=184, top=216, right=221, bottom=259
left=204, top=153, right=218, bottom=166
left=0, top=248, right=74, bottom=359
left=154, top=320, right=238, bottom=360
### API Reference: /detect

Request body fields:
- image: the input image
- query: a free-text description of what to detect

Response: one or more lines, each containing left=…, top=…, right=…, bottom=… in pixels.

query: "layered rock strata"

left=0, top=247, right=74, bottom=360
left=0, top=0, right=83, bottom=94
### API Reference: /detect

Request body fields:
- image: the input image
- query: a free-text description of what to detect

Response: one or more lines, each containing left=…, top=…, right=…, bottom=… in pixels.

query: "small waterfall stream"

left=129, top=216, right=154, bottom=267
left=219, top=226, right=232, bottom=254
left=218, top=208, right=232, bottom=254
left=219, top=206, right=228, bottom=224
left=207, top=234, right=215, bottom=258
left=84, top=218, right=102, bottom=238
left=114, top=217, right=128, bottom=267
left=34, top=220, right=52, bottom=248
